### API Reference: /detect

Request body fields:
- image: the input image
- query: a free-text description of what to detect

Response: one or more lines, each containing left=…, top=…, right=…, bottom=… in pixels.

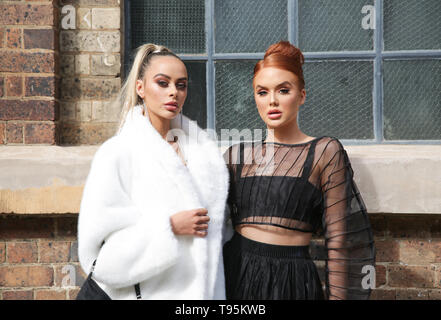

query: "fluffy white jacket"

left=77, top=105, right=230, bottom=299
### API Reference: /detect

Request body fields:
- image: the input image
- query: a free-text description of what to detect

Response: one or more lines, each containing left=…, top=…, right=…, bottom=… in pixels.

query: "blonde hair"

left=115, top=43, right=180, bottom=131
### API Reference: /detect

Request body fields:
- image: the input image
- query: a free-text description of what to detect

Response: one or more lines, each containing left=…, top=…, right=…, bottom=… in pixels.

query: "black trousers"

left=223, top=231, right=325, bottom=300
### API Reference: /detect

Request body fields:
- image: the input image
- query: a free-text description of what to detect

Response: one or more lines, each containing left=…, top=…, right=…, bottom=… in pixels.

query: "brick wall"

left=58, top=0, right=122, bottom=145
left=369, top=214, right=441, bottom=299
left=0, top=0, right=122, bottom=145
left=1, top=213, right=440, bottom=300
left=0, top=0, right=60, bottom=145
left=0, top=214, right=85, bottom=300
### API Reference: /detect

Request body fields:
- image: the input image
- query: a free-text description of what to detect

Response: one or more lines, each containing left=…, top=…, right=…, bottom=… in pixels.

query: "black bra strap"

left=301, top=140, right=318, bottom=179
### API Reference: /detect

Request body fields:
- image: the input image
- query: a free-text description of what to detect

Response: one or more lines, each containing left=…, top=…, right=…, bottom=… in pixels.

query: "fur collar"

left=108, top=105, right=229, bottom=299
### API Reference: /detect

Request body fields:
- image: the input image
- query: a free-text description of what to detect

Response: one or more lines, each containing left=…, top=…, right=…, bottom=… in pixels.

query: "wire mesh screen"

left=299, top=61, right=374, bottom=140
left=383, top=60, right=441, bottom=140
left=214, top=0, right=288, bottom=53
left=298, top=0, right=374, bottom=52
left=384, top=0, right=441, bottom=51
left=130, top=0, right=205, bottom=54
left=183, top=62, right=207, bottom=129
left=215, top=61, right=266, bottom=140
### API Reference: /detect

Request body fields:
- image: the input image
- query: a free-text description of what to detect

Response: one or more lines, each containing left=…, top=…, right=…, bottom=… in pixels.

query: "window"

left=125, top=0, right=441, bottom=144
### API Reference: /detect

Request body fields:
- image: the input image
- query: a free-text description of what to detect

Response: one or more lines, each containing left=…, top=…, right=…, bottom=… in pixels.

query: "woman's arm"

left=320, top=138, right=376, bottom=300
left=78, top=138, right=181, bottom=289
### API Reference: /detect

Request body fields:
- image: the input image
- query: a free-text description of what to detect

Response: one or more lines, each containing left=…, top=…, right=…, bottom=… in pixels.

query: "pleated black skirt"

left=223, top=231, right=325, bottom=300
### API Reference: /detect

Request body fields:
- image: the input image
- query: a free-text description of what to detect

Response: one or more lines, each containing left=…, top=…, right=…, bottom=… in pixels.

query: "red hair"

left=253, top=41, right=305, bottom=89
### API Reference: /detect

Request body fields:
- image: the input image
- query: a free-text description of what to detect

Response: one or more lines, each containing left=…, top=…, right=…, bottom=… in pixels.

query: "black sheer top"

left=224, top=136, right=376, bottom=300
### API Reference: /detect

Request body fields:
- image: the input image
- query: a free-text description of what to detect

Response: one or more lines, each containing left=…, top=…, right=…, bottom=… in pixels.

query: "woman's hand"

left=170, top=208, right=210, bottom=237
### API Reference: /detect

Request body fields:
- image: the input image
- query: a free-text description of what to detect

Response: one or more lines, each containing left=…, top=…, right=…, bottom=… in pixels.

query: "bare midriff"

left=236, top=224, right=312, bottom=246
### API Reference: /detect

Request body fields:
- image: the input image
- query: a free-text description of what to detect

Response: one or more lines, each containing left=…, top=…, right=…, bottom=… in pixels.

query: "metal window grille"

left=125, top=0, right=441, bottom=145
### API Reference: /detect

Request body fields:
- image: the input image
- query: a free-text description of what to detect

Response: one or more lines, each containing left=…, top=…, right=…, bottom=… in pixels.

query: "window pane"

left=130, top=0, right=205, bottom=54
left=384, top=0, right=441, bottom=51
left=384, top=60, right=441, bottom=140
left=299, top=0, right=374, bottom=52
left=183, top=61, right=207, bottom=129
left=214, top=0, right=288, bottom=53
left=299, top=61, right=374, bottom=139
left=215, top=61, right=266, bottom=139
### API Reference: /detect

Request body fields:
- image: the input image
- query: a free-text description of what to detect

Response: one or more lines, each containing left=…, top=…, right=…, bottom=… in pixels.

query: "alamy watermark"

left=361, top=5, right=376, bottom=30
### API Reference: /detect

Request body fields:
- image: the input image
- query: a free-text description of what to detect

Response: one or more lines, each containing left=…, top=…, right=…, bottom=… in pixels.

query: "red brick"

left=5, top=28, right=22, bottom=49
left=0, top=242, right=5, bottom=263
left=6, top=122, right=24, bottom=144
left=0, top=5, right=55, bottom=26
left=0, top=122, right=5, bottom=144
left=376, top=264, right=386, bottom=287
left=370, top=289, right=396, bottom=300
left=5, top=76, right=22, bottom=97
left=436, top=265, right=441, bottom=288
left=400, top=240, right=441, bottom=265
left=24, top=122, right=56, bottom=144
left=0, top=215, right=55, bottom=239
left=0, top=51, right=55, bottom=73
left=24, top=28, right=56, bottom=50
left=0, top=28, right=4, bottom=48
left=2, top=290, right=33, bottom=300
left=54, top=264, right=87, bottom=287
left=375, top=239, right=399, bottom=262
left=396, top=289, right=429, bottom=300
left=68, top=288, right=80, bottom=300
left=7, top=241, right=38, bottom=263
left=0, top=100, right=57, bottom=121
left=35, top=289, right=66, bottom=300
left=0, top=265, right=53, bottom=287
left=25, top=76, right=56, bottom=97
left=70, top=241, right=78, bottom=262
left=428, top=289, right=441, bottom=300
left=0, top=76, right=4, bottom=97
left=39, top=241, right=70, bottom=263
left=388, top=265, right=436, bottom=288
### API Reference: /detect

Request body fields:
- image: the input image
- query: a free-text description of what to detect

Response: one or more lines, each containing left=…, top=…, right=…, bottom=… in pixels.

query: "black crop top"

left=224, top=136, right=376, bottom=300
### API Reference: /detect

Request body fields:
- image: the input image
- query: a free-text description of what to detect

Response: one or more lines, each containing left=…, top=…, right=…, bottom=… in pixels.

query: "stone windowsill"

left=0, top=145, right=441, bottom=215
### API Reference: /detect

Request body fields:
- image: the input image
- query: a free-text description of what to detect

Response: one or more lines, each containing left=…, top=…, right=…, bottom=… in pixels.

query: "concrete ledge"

left=1, top=145, right=441, bottom=214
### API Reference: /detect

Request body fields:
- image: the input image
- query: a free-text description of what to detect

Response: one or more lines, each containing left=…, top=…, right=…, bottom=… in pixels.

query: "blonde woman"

left=77, top=44, right=229, bottom=299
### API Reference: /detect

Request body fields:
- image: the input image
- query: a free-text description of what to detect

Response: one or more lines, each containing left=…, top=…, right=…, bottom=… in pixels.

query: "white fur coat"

left=77, top=105, right=230, bottom=299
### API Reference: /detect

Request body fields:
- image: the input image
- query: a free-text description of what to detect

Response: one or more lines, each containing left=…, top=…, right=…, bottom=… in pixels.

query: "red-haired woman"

left=222, top=41, right=376, bottom=300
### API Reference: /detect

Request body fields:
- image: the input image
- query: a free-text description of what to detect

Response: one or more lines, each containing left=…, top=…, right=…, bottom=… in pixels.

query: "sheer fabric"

left=224, top=136, right=376, bottom=300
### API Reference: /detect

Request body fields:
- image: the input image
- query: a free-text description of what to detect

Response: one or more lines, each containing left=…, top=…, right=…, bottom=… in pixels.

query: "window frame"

left=124, top=0, right=441, bottom=145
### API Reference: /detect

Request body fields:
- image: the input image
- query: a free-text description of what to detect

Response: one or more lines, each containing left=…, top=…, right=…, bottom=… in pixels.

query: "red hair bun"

left=254, top=41, right=305, bottom=89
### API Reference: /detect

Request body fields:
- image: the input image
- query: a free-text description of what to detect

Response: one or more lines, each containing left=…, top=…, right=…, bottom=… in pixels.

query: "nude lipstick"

left=267, top=109, right=282, bottom=120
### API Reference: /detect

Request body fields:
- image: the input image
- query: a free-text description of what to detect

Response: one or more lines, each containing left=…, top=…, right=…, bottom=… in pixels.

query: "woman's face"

left=136, top=55, right=188, bottom=121
left=253, top=67, right=306, bottom=129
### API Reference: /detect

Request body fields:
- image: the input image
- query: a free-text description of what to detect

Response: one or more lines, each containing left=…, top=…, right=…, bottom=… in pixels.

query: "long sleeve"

left=222, top=146, right=236, bottom=245
left=77, top=138, right=180, bottom=289
left=320, top=139, right=376, bottom=300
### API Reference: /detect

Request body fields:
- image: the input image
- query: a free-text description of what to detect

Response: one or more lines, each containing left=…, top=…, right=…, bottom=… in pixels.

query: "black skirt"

left=223, top=231, right=325, bottom=300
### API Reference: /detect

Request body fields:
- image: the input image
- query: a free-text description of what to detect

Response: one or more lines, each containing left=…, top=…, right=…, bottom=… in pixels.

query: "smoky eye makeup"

left=176, top=81, right=188, bottom=89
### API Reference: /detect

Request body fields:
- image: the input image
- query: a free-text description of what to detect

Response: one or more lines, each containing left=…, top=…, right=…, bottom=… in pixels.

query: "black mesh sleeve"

left=320, top=139, right=376, bottom=300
